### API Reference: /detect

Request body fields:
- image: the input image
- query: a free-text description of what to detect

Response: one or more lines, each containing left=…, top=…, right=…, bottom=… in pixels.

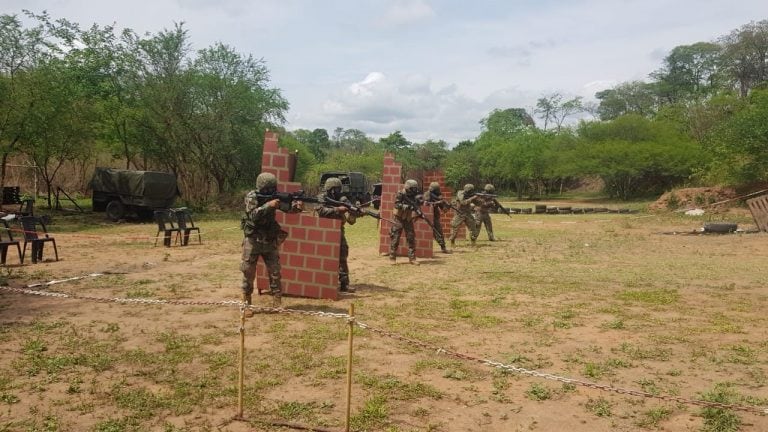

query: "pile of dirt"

left=649, top=186, right=738, bottom=211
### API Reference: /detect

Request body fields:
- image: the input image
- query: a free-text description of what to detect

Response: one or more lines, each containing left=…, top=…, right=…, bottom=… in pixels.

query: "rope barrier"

left=1, top=280, right=766, bottom=417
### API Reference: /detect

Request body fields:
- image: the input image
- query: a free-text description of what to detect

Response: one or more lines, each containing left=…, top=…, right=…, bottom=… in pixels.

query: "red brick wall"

left=377, top=154, right=434, bottom=258
left=255, top=131, right=340, bottom=300
left=423, top=170, right=466, bottom=240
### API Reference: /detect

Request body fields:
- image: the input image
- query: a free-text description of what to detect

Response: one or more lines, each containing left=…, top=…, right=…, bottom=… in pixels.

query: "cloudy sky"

left=5, top=0, right=768, bottom=144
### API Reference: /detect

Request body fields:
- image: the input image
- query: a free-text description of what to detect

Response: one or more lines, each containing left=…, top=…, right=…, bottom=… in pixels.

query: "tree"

left=595, top=81, right=658, bottom=120
left=704, top=89, right=768, bottom=183
left=576, top=115, right=703, bottom=199
left=650, top=42, right=723, bottom=103
left=479, top=108, right=535, bottom=136
left=379, top=130, right=410, bottom=152
left=0, top=14, right=52, bottom=205
left=20, top=58, right=97, bottom=207
left=535, top=93, right=584, bottom=131
left=720, top=20, right=768, bottom=97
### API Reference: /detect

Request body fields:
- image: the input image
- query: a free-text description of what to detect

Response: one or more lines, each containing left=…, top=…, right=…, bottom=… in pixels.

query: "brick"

left=303, top=284, right=320, bottom=298
left=282, top=267, right=296, bottom=280
left=285, top=282, right=302, bottom=295
left=320, top=287, right=339, bottom=301
left=322, top=258, right=338, bottom=272
left=292, top=227, right=306, bottom=240
left=282, top=240, right=298, bottom=254
left=307, top=228, right=325, bottom=242
left=297, top=270, right=314, bottom=283
left=299, top=242, right=315, bottom=255
left=324, top=231, right=341, bottom=243
left=314, top=272, right=331, bottom=286
left=273, top=154, right=286, bottom=167
left=306, top=256, right=322, bottom=269
left=288, top=254, right=305, bottom=267
left=316, top=244, right=333, bottom=257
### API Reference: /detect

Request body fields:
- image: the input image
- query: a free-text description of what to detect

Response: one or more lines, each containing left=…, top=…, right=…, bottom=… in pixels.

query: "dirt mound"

left=649, top=186, right=738, bottom=211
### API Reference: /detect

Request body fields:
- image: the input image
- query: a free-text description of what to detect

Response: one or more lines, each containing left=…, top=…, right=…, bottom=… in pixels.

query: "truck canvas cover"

left=90, top=168, right=177, bottom=208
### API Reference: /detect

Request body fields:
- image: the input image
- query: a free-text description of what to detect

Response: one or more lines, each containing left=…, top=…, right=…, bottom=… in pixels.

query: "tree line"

left=1, top=12, right=766, bottom=208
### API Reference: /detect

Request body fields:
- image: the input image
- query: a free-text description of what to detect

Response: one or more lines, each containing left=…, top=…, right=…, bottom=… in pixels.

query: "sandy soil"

left=1, top=206, right=767, bottom=431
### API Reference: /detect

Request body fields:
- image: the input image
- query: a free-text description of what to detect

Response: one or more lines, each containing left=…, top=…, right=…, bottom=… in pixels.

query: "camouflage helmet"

left=324, top=177, right=342, bottom=191
left=463, top=183, right=475, bottom=193
left=404, top=179, right=419, bottom=195
left=256, top=172, right=277, bottom=191
left=484, top=184, right=495, bottom=193
left=429, top=182, right=440, bottom=192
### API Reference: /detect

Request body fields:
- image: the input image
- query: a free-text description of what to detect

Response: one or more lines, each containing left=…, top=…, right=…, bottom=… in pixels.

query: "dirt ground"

left=1, top=204, right=767, bottom=431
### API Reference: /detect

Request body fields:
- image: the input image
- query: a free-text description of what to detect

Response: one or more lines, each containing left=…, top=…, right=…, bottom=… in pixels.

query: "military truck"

left=319, top=171, right=372, bottom=205
left=90, top=168, right=179, bottom=221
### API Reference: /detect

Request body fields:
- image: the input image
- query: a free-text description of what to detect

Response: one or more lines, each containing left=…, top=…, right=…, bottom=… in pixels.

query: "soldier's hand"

left=293, top=200, right=305, bottom=211
left=267, top=199, right=280, bottom=208
left=335, top=206, right=349, bottom=213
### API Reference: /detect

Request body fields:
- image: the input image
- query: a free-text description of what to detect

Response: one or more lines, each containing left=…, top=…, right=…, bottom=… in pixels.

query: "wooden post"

left=237, top=308, right=246, bottom=419
left=344, top=303, right=355, bottom=432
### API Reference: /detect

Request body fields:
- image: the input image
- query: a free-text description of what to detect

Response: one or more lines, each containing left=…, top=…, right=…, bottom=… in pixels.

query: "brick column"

left=255, top=131, right=340, bottom=300
left=423, top=170, right=466, bottom=241
left=378, top=154, right=434, bottom=258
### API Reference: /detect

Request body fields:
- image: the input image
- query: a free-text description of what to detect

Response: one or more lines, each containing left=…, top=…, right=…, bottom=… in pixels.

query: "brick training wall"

left=423, top=170, right=466, bottom=240
left=377, top=154, right=434, bottom=258
left=255, top=131, right=341, bottom=300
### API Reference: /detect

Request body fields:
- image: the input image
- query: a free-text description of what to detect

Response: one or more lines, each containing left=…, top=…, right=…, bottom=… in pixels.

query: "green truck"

left=90, top=168, right=179, bottom=221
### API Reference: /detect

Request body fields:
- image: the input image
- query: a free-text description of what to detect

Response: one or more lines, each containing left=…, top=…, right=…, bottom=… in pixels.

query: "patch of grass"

left=699, top=383, right=743, bottom=432
left=617, top=342, right=672, bottom=361
left=635, top=406, right=673, bottom=428
left=349, top=395, right=389, bottom=431
left=525, top=383, right=552, bottom=401
left=357, top=373, right=443, bottom=401
left=616, top=288, right=679, bottom=305
left=585, top=397, right=612, bottom=417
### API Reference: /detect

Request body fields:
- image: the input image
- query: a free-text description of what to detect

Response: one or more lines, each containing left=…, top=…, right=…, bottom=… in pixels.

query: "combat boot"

left=408, top=257, right=419, bottom=266
left=271, top=293, right=282, bottom=308
left=389, top=255, right=397, bottom=265
left=441, top=247, right=452, bottom=254
left=242, top=293, right=254, bottom=318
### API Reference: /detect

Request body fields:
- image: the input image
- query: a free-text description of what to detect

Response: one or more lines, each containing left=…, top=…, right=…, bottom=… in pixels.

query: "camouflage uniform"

left=240, top=173, right=301, bottom=308
left=316, top=177, right=358, bottom=292
left=474, top=184, right=504, bottom=241
left=450, top=184, right=481, bottom=246
left=424, top=182, right=451, bottom=253
left=389, top=179, right=421, bottom=264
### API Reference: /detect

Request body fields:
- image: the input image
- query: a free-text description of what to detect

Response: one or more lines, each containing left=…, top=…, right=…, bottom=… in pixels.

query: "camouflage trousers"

left=389, top=219, right=416, bottom=259
left=339, top=233, right=350, bottom=290
left=431, top=209, right=447, bottom=250
left=240, top=237, right=281, bottom=296
left=450, top=211, right=478, bottom=242
left=474, top=211, right=495, bottom=241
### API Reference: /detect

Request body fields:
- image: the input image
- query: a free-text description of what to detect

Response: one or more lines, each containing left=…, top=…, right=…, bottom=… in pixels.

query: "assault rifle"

left=424, top=191, right=461, bottom=213
left=403, top=195, right=443, bottom=239
left=472, top=192, right=511, bottom=217
left=323, top=197, right=397, bottom=225
left=256, top=190, right=323, bottom=206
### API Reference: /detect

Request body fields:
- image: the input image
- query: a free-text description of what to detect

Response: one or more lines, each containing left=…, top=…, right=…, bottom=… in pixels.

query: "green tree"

left=535, top=93, right=584, bottom=131
left=720, top=20, right=768, bottom=97
left=480, top=108, right=535, bottom=136
left=576, top=115, right=703, bottom=199
left=0, top=13, right=51, bottom=202
left=704, top=89, right=768, bottom=183
left=595, top=81, right=658, bottom=120
left=651, top=42, right=723, bottom=103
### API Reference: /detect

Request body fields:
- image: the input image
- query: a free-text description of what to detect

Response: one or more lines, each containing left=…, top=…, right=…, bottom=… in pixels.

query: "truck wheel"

left=106, top=200, right=125, bottom=221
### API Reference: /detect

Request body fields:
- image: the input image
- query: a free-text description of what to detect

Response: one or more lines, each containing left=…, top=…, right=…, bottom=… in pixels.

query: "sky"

left=3, top=0, right=768, bottom=145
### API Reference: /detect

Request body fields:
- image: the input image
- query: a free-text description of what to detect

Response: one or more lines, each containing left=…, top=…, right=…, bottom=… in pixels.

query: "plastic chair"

left=19, top=198, right=34, bottom=216
left=173, top=208, right=201, bottom=246
left=19, top=216, right=58, bottom=264
left=0, top=219, right=22, bottom=264
left=154, top=210, right=181, bottom=247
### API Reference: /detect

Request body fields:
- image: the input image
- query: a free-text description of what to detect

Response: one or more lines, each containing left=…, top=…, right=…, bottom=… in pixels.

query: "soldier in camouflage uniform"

left=389, top=179, right=421, bottom=265
left=315, top=177, right=360, bottom=293
left=424, top=182, right=451, bottom=253
left=450, top=183, right=481, bottom=246
left=240, top=172, right=303, bottom=312
left=474, top=184, right=505, bottom=241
